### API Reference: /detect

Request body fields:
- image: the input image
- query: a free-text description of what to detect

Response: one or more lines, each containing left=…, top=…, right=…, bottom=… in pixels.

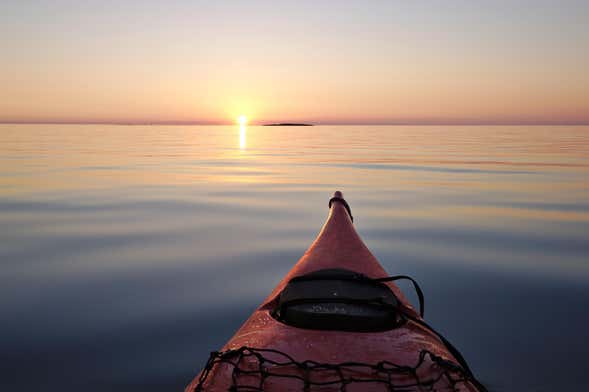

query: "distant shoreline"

left=263, top=123, right=313, bottom=126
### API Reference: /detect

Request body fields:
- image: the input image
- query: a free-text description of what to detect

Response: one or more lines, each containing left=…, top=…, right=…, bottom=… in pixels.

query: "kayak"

left=186, top=192, right=486, bottom=391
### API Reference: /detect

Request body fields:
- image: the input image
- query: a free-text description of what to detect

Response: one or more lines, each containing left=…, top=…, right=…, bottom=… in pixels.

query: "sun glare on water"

left=238, top=115, right=247, bottom=150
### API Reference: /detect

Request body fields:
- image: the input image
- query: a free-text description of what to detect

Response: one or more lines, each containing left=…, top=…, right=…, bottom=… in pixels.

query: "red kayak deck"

left=186, top=192, right=484, bottom=391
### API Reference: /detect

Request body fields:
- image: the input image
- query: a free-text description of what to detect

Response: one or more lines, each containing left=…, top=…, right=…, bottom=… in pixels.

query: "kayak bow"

left=186, top=191, right=485, bottom=391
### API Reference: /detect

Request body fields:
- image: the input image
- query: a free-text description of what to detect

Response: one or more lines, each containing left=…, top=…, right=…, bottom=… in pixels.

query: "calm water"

left=1, top=124, right=588, bottom=391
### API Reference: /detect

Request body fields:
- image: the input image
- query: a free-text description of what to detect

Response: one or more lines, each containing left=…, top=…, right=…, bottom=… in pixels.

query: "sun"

left=237, top=115, right=248, bottom=125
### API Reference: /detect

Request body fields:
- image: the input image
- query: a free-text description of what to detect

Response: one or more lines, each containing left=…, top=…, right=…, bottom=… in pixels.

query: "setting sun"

left=237, top=115, right=248, bottom=126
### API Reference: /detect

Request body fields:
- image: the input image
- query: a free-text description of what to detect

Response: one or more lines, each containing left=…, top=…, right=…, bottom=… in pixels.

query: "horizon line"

left=1, top=120, right=589, bottom=126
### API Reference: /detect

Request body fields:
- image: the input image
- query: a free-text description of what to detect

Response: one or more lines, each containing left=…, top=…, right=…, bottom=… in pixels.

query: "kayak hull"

left=186, top=192, right=482, bottom=391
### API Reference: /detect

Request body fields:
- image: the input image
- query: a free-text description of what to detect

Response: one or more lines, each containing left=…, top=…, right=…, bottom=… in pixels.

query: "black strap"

left=328, top=197, right=354, bottom=222
left=289, top=271, right=423, bottom=318
left=373, top=275, right=425, bottom=318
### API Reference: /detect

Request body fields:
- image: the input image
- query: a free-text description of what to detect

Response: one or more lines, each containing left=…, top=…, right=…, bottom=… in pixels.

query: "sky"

left=1, top=0, right=588, bottom=125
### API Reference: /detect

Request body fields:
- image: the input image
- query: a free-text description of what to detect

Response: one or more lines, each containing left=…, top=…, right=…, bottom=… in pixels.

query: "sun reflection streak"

left=239, top=123, right=246, bottom=150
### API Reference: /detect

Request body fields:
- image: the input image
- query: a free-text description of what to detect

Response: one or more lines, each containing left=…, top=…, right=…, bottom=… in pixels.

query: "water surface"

left=1, top=124, right=588, bottom=391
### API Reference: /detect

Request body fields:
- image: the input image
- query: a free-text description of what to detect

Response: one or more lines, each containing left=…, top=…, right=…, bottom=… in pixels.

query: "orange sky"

left=1, top=1, right=588, bottom=125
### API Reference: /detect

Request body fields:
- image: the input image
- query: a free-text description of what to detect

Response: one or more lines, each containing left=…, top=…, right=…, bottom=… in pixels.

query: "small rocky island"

left=263, top=123, right=313, bottom=126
